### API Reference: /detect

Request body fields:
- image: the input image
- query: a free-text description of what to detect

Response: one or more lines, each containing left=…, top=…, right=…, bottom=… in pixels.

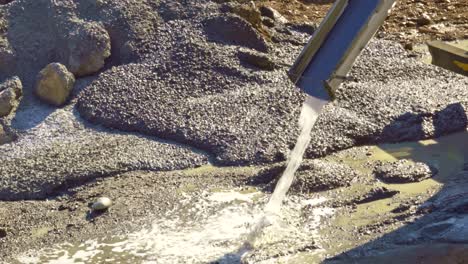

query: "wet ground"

left=3, top=130, right=466, bottom=263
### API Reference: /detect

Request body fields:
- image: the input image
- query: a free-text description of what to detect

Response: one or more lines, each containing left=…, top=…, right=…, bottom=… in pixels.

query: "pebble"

left=416, top=13, right=432, bottom=26
left=92, top=197, right=113, bottom=211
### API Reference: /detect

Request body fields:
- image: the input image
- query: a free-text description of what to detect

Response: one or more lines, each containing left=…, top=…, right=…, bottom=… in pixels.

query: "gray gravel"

left=252, top=159, right=361, bottom=193
left=77, top=9, right=306, bottom=166
left=1, top=0, right=467, bottom=194
left=71, top=0, right=468, bottom=166
left=0, top=0, right=213, bottom=201
left=373, top=159, right=437, bottom=183
left=0, top=104, right=207, bottom=201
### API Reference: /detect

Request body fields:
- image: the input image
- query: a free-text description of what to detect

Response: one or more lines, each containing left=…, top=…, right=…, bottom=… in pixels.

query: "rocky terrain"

left=0, top=0, right=467, bottom=263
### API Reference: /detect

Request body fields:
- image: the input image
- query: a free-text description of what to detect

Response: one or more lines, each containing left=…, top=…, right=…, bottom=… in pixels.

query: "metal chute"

left=289, top=0, right=397, bottom=101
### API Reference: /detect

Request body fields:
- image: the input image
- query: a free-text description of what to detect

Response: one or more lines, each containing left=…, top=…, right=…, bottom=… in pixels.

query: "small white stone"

left=91, top=197, right=112, bottom=211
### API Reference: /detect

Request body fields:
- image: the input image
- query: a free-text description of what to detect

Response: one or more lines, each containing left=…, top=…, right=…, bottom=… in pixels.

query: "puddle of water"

left=302, top=131, right=468, bottom=260
left=375, top=131, right=468, bottom=182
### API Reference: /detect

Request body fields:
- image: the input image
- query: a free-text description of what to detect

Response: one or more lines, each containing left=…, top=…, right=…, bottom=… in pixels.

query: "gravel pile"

left=0, top=0, right=466, bottom=198
left=77, top=2, right=307, bottom=166
left=71, top=0, right=467, bottom=165
left=373, top=159, right=437, bottom=183
left=0, top=107, right=207, bottom=201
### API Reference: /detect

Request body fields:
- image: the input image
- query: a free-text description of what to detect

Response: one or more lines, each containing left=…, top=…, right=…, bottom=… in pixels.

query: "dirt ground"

left=261, top=0, right=468, bottom=44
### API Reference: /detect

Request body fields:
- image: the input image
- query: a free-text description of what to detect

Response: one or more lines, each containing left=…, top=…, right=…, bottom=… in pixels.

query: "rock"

left=259, top=6, right=288, bottom=24
left=0, top=89, right=16, bottom=117
left=253, top=160, right=360, bottom=193
left=35, top=63, right=75, bottom=106
left=232, top=3, right=263, bottom=30
left=91, top=197, right=112, bottom=211
left=0, top=0, right=13, bottom=5
left=0, top=228, right=6, bottom=238
left=416, top=13, right=432, bottom=26
left=63, top=21, right=111, bottom=77
left=287, top=22, right=317, bottom=34
left=204, top=14, right=269, bottom=52
left=0, top=124, right=14, bottom=144
left=373, top=159, right=437, bottom=183
left=262, top=17, right=275, bottom=28
left=238, top=49, right=276, bottom=71
left=0, top=76, right=22, bottom=117
left=354, top=187, right=399, bottom=204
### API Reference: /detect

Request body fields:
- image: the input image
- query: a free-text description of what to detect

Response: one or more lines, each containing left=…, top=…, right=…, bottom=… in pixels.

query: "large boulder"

left=0, top=76, right=22, bottom=117
left=35, top=63, right=75, bottom=106
left=62, top=21, right=111, bottom=77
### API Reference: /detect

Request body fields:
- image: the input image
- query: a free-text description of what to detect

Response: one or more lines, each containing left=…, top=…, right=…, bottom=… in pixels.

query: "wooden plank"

left=428, top=41, right=468, bottom=77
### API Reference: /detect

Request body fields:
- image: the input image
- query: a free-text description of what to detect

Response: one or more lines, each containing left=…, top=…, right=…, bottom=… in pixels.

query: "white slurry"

left=17, top=190, right=333, bottom=263
left=265, top=95, right=327, bottom=214
left=244, top=95, right=327, bottom=248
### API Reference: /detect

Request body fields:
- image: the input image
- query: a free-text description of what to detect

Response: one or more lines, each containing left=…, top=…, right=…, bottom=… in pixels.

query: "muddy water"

left=297, top=131, right=468, bottom=261
left=16, top=131, right=468, bottom=263
left=17, top=189, right=332, bottom=264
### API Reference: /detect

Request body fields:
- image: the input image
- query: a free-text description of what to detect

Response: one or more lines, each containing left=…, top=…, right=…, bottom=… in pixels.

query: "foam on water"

left=18, top=189, right=332, bottom=263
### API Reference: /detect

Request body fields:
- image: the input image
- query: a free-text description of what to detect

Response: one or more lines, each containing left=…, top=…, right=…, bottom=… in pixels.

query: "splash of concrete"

left=244, top=95, right=328, bottom=249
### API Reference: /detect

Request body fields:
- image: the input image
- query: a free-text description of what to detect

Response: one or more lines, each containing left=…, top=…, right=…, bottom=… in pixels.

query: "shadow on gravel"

left=324, top=103, right=468, bottom=263
left=380, top=103, right=468, bottom=143
left=10, top=96, right=55, bottom=130
left=86, top=209, right=108, bottom=221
